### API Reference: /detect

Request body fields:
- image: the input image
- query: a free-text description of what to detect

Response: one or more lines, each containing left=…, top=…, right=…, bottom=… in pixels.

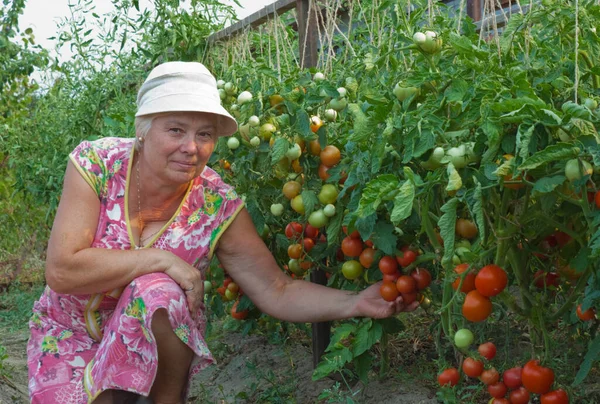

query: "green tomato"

left=337, top=87, right=347, bottom=98
left=342, top=260, right=364, bottom=280
left=313, top=72, right=325, bottom=82
left=584, top=97, right=598, bottom=110
left=565, top=159, right=593, bottom=182
left=393, top=83, right=419, bottom=102
left=237, top=90, right=253, bottom=105
left=259, top=123, right=276, bottom=140
left=324, top=108, right=337, bottom=122
left=203, top=280, right=212, bottom=294
left=329, top=97, right=348, bottom=111
left=250, top=136, right=261, bottom=147
left=290, top=195, right=305, bottom=214
left=285, top=143, right=302, bottom=160
left=216, top=79, right=225, bottom=89
left=454, top=328, right=474, bottom=348
left=248, top=115, right=260, bottom=127
left=218, top=89, right=226, bottom=100
left=323, top=204, right=336, bottom=217
left=288, top=259, right=303, bottom=275
left=227, top=137, right=240, bottom=150
left=224, top=82, right=236, bottom=95
left=308, top=209, right=329, bottom=228
left=224, top=288, right=238, bottom=301
left=270, top=203, right=284, bottom=216
left=318, top=184, right=339, bottom=205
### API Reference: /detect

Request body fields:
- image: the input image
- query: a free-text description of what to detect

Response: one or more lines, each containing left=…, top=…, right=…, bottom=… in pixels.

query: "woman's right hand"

left=162, top=252, right=204, bottom=315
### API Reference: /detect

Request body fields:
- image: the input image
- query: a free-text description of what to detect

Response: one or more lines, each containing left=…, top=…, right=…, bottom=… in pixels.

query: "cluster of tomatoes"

left=284, top=221, right=322, bottom=276
left=450, top=263, right=507, bottom=322
left=439, top=340, right=569, bottom=403
left=377, top=247, right=431, bottom=303
left=215, top=275, right=249, bottom=320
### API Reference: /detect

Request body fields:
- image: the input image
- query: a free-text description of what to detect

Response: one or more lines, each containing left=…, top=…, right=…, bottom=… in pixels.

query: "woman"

left=27, top=61, right=418, bottom=404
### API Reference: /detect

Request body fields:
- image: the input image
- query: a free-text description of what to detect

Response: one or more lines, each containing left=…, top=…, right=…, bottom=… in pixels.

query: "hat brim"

left=135, top=96, right=238, bottom=137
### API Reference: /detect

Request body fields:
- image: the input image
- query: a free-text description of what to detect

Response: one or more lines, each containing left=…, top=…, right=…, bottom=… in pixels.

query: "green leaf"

left=326, top=204, right=344, bottom=246
left=370, top=221, right=397, bottom=256
left=516, top=124, right=535, bottom=161
left=270, top=137, right=289, bottom=164
left=379, top=317, right=404, bottom=334
left=518, top=143, right=580, bottom=170
left=448, top=32, right=488, bottom=60
left=236, top=294, right=254, bottom=311
left=352, top=319, right=382, bottom=357
left=470, top=184, right=485, bottom=243
left=347, top=103, right=372, bottom=142
left=439, top=198, right=459, bottom=268
left=245, top=199, right=265, bottom=234
left=294, top=108, right=311, bottom=138
left=562, top=101, right=593, bottom=120
left=353, top=352, right=372, bottom=384
left=571, top=118, right=599, bottom=142
left=300, top=189, right=318, bottom=216
left=570, top=247, right=590, bottom=272
left=358, top=174, right=399, bottom=217
left=356, top=213, right=377, bottom=241
left=532, top=175, right=565, bottom=194
left=573, top=334, right=600, bottom=385
left=391, top=180, right=415, bottom=225
left=312, top=348, right=353, bottom=380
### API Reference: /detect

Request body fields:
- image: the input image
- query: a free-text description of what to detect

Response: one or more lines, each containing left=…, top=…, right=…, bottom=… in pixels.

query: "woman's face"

left=142, top=111, right=218, bottom=185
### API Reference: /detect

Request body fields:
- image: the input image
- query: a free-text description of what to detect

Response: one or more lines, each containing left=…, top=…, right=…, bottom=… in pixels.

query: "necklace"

left=135, top=156, right=161, bottom=248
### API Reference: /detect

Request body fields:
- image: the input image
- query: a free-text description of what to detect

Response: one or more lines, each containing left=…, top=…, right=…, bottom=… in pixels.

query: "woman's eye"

left=170, top=128, right=183, bottom=134
left=197, top=132, right=212, bottom=138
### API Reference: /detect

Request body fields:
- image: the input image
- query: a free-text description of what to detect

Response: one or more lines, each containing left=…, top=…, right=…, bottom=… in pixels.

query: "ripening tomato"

left=509, top=387, right=530, bottom=404
left=285, top=222, right=303, bottom=240
left=303, top=238, right=315, bottom=253
left=502, top=367, right=522, bottom=389
left=282, top=181, right=302, bottom=200
left=401, top=291, right=418, bottom=304
left=379, top=255, right=399, bottom=275
left=576, top=304, right=595, bottom=321
left=343, top=227, right=361, bottom=239
left=553, top=231, right=571, bottom=247
left=456, top=218, right=478, bottom=239
left=488, top=382, right=507, bottom=399
left=380, top=281, right=399, bottom=302
left=540, top=389, right=569, bottom=404
left=491, top=399, right=510, bottom=404
left=475, top=264, right=507, bottom=297
left=396, top=275, right=417, bottom=294
left=341, top=260, right=364, bottom=280
left=462, top=290, right=493, bottom=322
left=410, top=268, right=432, bottom=290
left=359, top=247, right=376, bottom=268
left=341, top=236, right=364, bottom=257
left=396, top=247, right=418, bottom=267
left=437, top=368, right=460, bottom=387
left=462, top=357, right=484, bottom=378
left=452, top=263, right=476, bottom=293
left=480, top=367, right=500, bottom=385
left=595, top=190, right=600, bottom=209
left=522, top=359, right=555, bottom=395
left=310, top=115, right=323, bottom=133
left=288, top=243, right=303, bottom=259
left=382, top=271, right=400, bottom=283
left=478, top=342, right=497, bottom=360
left=231, top=300, right=249, bottom=320
left=304, top=224, right=319, bottom=239
left=318, top=163, right=330, bottom=180
left=320, top=145, right=341, bottom=167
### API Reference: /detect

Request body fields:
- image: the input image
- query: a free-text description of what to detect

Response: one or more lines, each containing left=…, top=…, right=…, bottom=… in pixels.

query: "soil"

left=0, top=327, right=437, bottom=404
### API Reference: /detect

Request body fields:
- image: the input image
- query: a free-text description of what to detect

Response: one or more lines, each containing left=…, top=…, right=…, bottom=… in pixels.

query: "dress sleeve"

left=207, top=180, right=245, bottom=259
left=68, top=140, right=108, bottom=198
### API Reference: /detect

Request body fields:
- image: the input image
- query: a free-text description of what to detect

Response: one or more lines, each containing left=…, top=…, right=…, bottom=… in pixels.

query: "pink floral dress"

left=27, top=137, right=244, bottom=403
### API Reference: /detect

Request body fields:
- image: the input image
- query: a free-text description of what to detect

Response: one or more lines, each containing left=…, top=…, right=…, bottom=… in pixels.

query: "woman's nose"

left=180, top=134, right=198, bottom=153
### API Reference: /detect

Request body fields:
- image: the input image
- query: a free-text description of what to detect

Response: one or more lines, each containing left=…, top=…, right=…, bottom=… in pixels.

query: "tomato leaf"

left=300, top=189, right=318, bottom=216
left=312, top=347, right=353, bottom=381
left=573, top=334, right=600, bottom=385
left=355, top=213, right=377, bottom=242
left=347, top=103, right=372, bottom=142
left=571, top=118, right=599, bottom=142
left=236, top=294, right=254, bottom=311
left=270, top=137, right=289, bottom=164
left=293, top=108, right=311, bottom=138
left=369, top=221, right=397, bottom=256
left=353, top=351, right=372, bottom=384
left=357, top=174, right=399, bottom=217
left=518, top=143, right=580, bottom=170
left=562, top=101, right=593, bottom=120
left=438, top=198, right=459, bottom=268
left=468, top=183, right=485, bottom=244
left=379, top=317, right=405, bottom=334
left=445, top=163, right=463, bottom=192
left=391, top=180, right=415, bottom=225
left=516, top=124, right=535, bottom=161
left=245, top=199, right=265, bottom=236
left=352, top=319, right=382, bottom=357
left=532, top=175, right=565, bottom=194
left=326, top=204, right=343, bottom=246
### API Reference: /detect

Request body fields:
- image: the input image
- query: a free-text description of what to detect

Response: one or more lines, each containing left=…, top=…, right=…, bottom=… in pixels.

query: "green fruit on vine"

left=227, top=137, right=240, bottom=150
left=286, top=143, right=302, bottom=160
left=216, top=79, right=225, bottom=89
left=323, top=204, right=336, bottom=217
left=454, top=328, right=474, bottom=348
left=224, top=82, right=236, bottom=95
left=313, top=72, right=325, bottom=82
left=237, top=90, right=253, bottom=104
left=393, top=83, right=419, bottom=102
left=308, top=209, right=328, bottom=228
left=584, top=97, right=598, bottom=110
left=337, top=87, right=347, bottom=98
left=291, top=195, right=305, bottom=214
left=329, top=97, right=347, bottom=111
left=270, top=203, right=284, bottom=216
left=218, top=89, right=226, bottom=100
left=248, top=115, right=260, bottom=127
left=342, top=260, right=364, bottom=280
left=318, top=184, right=339, bottom=205
left=259, top=123, right=276, bottom=140
left=565, top=159, right=593, bottom=182
left=288, top=259, right=304, bottom=275
left=324, top=108, right=337, bottom=122
left=204, top=280, right=212, bottom=294
left=250, top=136, right=261, bottom=147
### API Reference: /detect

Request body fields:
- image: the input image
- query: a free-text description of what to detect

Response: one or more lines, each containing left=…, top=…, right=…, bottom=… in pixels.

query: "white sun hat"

left=135, top=61, right=238, bottom=137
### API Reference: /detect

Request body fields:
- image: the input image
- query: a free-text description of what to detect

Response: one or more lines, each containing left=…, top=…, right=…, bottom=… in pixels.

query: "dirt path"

left=0, top=329, right=437, bottom=403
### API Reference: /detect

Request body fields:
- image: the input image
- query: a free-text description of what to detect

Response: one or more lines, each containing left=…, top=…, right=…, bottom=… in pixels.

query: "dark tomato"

left=540, top=389, right=569, bottom=404
left=491, top=399, right=510, bottom=404
left=480, top=367, right=500, bottom=385
left=577, top=304, right=596, bottom=321
left=553, top=231, right=571, bottom=247
left=304, top=224, right=319, bottom=239
left=378, top=255, right=399, bottom=275
left=380, top=281, right=399, bottom=302
left=341, top=236, right=363, bottom=257
left=231, top=300, right=249, bottom=320
left=475, top=264, right=507, bottom=297
left=318, top=163, right=330, bottom=180
left=410, top=268, right=432, bottom=290
left=285, top=222, right=303, bottom=239
left=400, top=291, right=418, bottom=305
left=320, top=145, right=341, bottom=167
left=437, top=368, right=460, bottom=387
left=596, top=190, right=600, bottom=209
left=452, top=263, right=476, bottom=293
left=302, top=238, right=315, bottom=253
left=478, top=342, right=497, bottom=360
left=509, top=387, right=530, bottom=404
left=534, top=270, right=560, bottom=289
left=288, top=243, right=303, bottom=259
left=462, top=290, right=493, bottom=322
left=396, top=247, right=418, bottom=267
left=382, top=272, right=400, bottom=283
left=462, top=357, right=484, bottom=378
left=455, top=218, right=478, bottom=239
left=488, top=382, right=507, bottom=398
left=359, top=247, right=376, bottom=268
left=522, top=359, right=555, bottom=395
left=396, top=275, right=417, bottom=294
left=502, top=366, right=522, bottom=389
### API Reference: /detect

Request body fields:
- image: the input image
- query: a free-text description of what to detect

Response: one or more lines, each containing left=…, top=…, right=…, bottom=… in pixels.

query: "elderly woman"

left=26, top=62, right=418, bottom=404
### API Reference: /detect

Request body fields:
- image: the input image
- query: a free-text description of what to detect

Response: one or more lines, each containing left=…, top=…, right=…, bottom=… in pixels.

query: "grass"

left=0, top=282, right=45, bottom=332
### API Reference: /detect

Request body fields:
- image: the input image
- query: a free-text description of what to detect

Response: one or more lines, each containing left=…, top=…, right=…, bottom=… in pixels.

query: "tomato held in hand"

left=502, top=366, right=522, bottom=389
left=509, top=387, right=530, bottom=404
left=378, top=255, right=399, bottom=275
left=396, top=275, right=417, bottom=294
left=462, top=357, right=484, bottom=378
left=522, top=359, right=555, bottom=395
left=478, top=342, right=497, bottom=360
left=396, top=247, right=418, bottom=267
left=475, top=264, right=507, bottom=297
left=411, top=268, right=432, bottom=290
left=380, top=281, right=399, bottom=302
left=462, top=290, right=493, bottom=322
left=540, top=389, right=569, bottom=404
left=437, top=368, right=460, bottom=387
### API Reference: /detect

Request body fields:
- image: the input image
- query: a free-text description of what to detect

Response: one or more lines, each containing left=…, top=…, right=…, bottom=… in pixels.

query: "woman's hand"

left=162, top=253, right=205, bottom=315
left=352, top=282, right=420, bottom=319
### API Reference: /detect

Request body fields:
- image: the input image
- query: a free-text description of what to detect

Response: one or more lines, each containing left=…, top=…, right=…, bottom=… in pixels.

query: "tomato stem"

left=379, top=331, right=390, bottom=378
left=579, top=50, right=600, bottom=89
left=549, top=266, right=592, bottom=322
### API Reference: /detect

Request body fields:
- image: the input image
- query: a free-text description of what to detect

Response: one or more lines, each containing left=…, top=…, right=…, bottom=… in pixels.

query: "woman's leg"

left=93, top=389, right=141, bottom=403
left=149, top=308, right=194, bottom=404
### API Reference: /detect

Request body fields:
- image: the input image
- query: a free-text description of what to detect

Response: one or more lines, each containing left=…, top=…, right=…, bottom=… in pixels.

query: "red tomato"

left=410, top=268, right=432, bottom=290
left=400, top=292, right=418, bottom=304
left=540, top=389, right=569, bottom=404
left=534, top=270, right=560, bottom=289
left=475, top=264, right=508, bottom=297
left=452, top=263, right=476, bottom=293
left=509, top=387, right=530, bottom=404
left=437, top=368, right=460, bottom=387
left=302, top=237, right=315, bottom=253
left=480, top=367, right=500, bottom=385
left=285, top=222, right=303, bottom=239
left=462, top=357, right=484, bottom=378
left=380, top=281, right=399, bottom=302
left=341, top=236, right=363, bottom=257
left=478, top=342, right=497, bottom=360
left=396, top=247, right=418, bottom=267
left=491, top=399, right=510, bottom=404
left=576, top=304, right=596, bottom=321
left=378, top=255, right=399, bottom=275
left=359, top=247, right=376, bottom=268
left=343, top=226, right=361, bottom=239
left=231, top=300, right=249, bottom=320
left=304, top=224, right=319, bottom=239
left=502, top=366, right=522, bottom=389
left=595, top=190, right=600, bottom=209
left=396, top=275, right=417, bottom=294
left=462, top=290, right=493, bottom=322
left=382, top=271, right=400, bottom=283
left=522, top=359, right=555, bottom=395
left=553, top=231, right=571, bottom=247
left=488, top=382, right=507, bottom=398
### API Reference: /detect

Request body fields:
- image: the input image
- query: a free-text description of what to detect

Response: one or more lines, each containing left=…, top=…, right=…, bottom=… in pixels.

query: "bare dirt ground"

left=0, top=327, right=437, bottom=404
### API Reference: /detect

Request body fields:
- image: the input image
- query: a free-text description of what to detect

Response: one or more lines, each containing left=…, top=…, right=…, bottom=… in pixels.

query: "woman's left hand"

left=353, top=282, right=420, bottom=319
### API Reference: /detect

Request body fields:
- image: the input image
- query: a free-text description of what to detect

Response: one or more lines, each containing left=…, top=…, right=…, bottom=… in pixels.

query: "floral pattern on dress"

left=27, top=137, right=244, bottom=403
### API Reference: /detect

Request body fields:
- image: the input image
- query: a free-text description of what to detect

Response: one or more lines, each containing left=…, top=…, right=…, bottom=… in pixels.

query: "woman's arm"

left=46, top=162, right=202, bottom=305
left=215, top=209, right=418, bottom=323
